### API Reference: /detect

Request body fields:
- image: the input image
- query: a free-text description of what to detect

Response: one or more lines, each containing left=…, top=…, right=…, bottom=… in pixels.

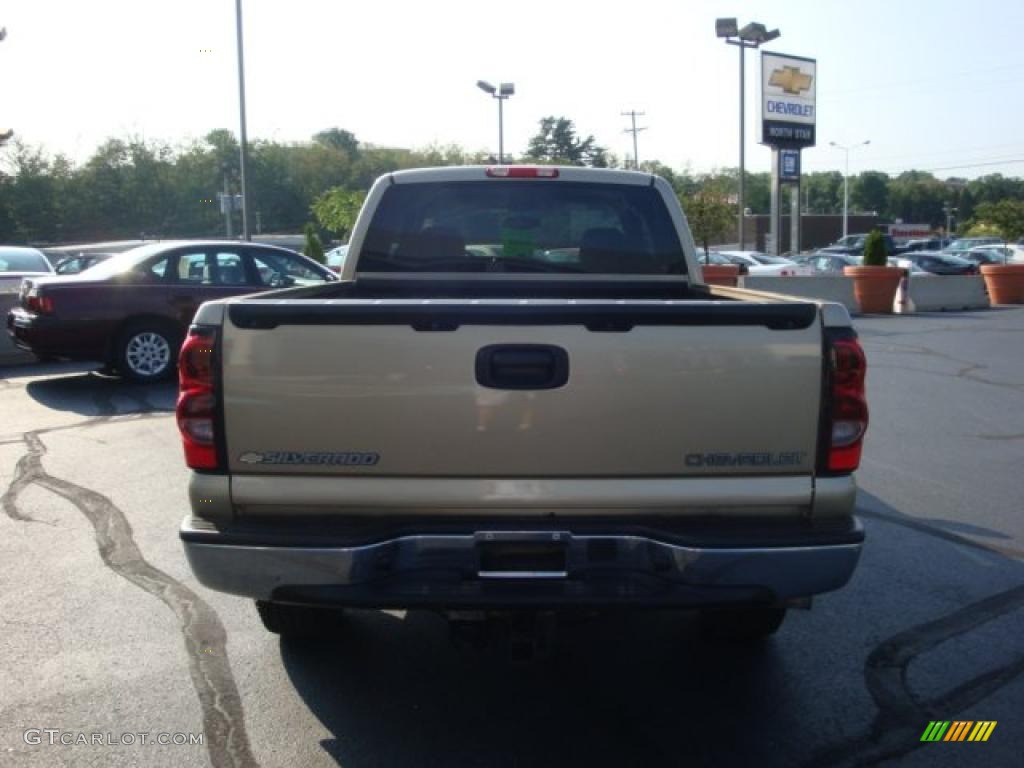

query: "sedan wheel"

left=118, top=326, right=177, bottom=382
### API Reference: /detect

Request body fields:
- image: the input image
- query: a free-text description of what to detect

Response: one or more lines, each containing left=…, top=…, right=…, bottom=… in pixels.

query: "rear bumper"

left=6, top=308, right=102, bottom=360
left=180, top=515, right=864, bottom=608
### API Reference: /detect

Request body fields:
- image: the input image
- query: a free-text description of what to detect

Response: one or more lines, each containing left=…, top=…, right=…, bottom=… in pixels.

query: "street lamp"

left=235, top=0, right=252, bottom=240
left=943, top=203, right=958, bottom=241
left=829, top=140, right=871, bottom=239
left=477, top=80, right=514, bottom=163
left=716, top=18, right=780, bottom=250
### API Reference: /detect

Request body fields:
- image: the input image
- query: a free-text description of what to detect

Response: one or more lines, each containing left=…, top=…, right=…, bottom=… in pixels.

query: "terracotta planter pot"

left=843, top=265, right=903, bottom=314
left=700, top=264, right=740, bottom=287
left=980, top=263, right=1024, bottom=305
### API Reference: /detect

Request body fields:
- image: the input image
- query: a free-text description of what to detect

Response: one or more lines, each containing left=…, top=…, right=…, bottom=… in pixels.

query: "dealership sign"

left=761, top=52, right=816, bottom=148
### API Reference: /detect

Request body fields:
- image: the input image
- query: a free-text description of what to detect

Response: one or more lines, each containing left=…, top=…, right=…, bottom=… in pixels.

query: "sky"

left=3, top=0, right=1024, bottom=180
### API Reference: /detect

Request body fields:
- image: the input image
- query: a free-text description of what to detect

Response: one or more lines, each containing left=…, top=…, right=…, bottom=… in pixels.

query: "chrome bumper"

left=181, top=517, right=863, bottom=607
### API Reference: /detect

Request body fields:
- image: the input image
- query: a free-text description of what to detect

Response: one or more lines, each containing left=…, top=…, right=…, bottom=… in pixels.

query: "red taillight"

left=26, top=294, right=54, bottom=314
left=176, top=326, right=219, bottom=470
left=826, top=335, right=868, bottom=472
left=485, top=166, right=560, bottom=178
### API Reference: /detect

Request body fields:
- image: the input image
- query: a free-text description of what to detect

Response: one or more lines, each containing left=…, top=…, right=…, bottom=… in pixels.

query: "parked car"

left=698, top=250, right=749, bottom=274
left=7, top=241, right=337, bottom=381
left=945, top=237, right=1002, bottom=254
left=888, top=257, right=931, bottom=276
left=0, top=246, right=54, bottom=295
left=962, top=246, right=1013, bottom=267
left=821, top=233, right=901, bottom=257
left=325, top=244, right=349, bottom=273
left=794, top=252, right=862, bottom=275
left=902, top=238, right=944, bottom=253
left=716, top=251, right=809, bottom=276
left=901, top=251, right=978, bottom=275
left=54, top=252, right=116, bottom=275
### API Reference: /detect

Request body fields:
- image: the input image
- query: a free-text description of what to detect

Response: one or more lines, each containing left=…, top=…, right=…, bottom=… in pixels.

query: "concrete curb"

left=738, top=276, right=860, bottom=315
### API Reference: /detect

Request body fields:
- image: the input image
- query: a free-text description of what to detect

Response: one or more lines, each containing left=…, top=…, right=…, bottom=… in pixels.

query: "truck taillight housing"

left=824, top=331, right=868, bottom=473
left=177, top=326, right=220, bottom=470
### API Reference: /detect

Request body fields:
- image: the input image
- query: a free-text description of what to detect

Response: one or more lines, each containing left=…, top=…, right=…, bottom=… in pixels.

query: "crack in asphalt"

left=1, top=425, right=258, bottom=768
left=976, top=432, right=1024, bottom=441
left=862, top=340, right=1024, bottom=393
left=803, top=584, right=1024, bottom=767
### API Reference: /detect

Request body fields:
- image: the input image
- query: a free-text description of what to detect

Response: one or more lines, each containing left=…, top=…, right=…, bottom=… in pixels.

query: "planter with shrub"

left=843, top=230, right=902, bottom=313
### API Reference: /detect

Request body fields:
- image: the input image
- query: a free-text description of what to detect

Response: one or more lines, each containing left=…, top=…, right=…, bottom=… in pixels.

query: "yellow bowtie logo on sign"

left=769, top=66, right=813, bottom=95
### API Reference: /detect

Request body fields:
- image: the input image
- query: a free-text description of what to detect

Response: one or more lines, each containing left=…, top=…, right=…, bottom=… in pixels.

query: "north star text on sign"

left=766, top=101, right=814, bottom=118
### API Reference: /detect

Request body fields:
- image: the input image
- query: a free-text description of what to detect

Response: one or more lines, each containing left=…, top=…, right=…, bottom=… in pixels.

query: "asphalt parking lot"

left=1, top=308, right=1022, bottom=768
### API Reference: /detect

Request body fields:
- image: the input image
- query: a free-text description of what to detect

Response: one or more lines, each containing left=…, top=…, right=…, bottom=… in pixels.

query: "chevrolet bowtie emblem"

left=769, top=66, right=813, bottom=95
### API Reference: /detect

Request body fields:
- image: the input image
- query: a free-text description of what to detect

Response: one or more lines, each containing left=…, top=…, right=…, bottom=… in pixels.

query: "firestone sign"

left=761, top=52, right=817, bottom=148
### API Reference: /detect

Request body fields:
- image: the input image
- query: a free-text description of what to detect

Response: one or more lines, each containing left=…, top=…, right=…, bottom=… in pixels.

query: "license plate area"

left=476, top=532, right=568, bottom=579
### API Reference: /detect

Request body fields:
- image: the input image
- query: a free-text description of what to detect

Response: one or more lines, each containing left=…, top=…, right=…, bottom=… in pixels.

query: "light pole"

left=829, top=140, right=871, bottom=239
left=235, top=0, right=252, bottom=240
left=716, top=18, right=780, bottom=250
left=943, top=203, right=958, bottom=241
left=477, top=80, right=514, bottom=163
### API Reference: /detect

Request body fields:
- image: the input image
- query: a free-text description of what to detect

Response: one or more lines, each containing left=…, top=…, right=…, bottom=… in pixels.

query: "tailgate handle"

left=476, top=344, right=569, bottom=390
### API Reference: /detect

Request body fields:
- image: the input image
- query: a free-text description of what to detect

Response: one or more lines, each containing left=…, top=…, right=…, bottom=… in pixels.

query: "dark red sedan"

left=7, top=240, right=336, bottom=381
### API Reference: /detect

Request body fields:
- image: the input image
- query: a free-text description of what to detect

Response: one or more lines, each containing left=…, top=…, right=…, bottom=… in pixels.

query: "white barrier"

left=903, top=275, right=989, bottom=312
left=738, top=276, right=860, bottom=314
left=0, top=293, right=34, bottom=366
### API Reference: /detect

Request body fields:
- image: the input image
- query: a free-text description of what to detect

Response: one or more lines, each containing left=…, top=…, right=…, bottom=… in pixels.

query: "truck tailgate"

left=218, top=299, right=823, bottom=486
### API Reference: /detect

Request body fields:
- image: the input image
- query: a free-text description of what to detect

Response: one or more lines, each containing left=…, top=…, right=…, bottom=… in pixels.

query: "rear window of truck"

left=358, top=181, right=686, bottom=275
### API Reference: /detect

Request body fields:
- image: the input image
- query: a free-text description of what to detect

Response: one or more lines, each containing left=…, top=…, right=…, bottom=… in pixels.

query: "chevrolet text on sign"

left=761, top=52, right=817, bottom=148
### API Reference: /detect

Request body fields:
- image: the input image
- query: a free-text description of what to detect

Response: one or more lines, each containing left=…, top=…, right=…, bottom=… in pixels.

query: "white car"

left=0, top=246, right=54, bottom=295
left=325, top=244, right=350, bottom=273
left=716, top=250, right=812, bottom=276
left=1005, top=244, right=1024, bottom=264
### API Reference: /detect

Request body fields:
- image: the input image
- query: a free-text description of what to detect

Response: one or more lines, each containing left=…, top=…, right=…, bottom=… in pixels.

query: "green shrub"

left=303, top=222, right=325, bottom=264
left=862, top=229, right=887, bottom=267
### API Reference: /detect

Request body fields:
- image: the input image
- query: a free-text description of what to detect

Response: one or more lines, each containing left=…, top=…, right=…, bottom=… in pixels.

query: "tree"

left=803, top=171, right=844, bottom=214
left=887, top=171, right=947, bottom=226
left=313, top=127, right=359, bottom=157
left=311, top=187, right=367, bottom=241
left=683, top=181, right=735, bottom=261
left=851, top=171, right=889, bottom=215
left=966, top=200, right=1024, bottom=241
left=525, top=117, right=608, bottom=167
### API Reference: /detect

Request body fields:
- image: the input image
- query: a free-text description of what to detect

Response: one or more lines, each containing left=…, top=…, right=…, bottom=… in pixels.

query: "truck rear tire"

left=255, top=600, right=345, bottom=637
left=699, top=605, right=786, bottom=642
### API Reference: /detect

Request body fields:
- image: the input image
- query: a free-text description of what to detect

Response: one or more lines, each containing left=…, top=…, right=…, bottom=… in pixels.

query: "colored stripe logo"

left=920, top=721, right=996, bottom=742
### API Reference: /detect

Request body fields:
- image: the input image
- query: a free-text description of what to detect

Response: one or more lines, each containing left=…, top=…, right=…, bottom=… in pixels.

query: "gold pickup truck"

left=177, top=166, right=867, bottom=643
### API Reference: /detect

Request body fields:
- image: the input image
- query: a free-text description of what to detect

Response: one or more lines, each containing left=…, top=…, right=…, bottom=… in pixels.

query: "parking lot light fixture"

left=477, top=79, right=514, bottom=163
left=235, top=0, right=251, bottom=241
left=830, top=140, right=871, bottom=239
left=716, top=18, right=780, bottom=250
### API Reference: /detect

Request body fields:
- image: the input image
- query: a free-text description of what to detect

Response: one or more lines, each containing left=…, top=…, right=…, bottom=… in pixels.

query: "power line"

left=621, top=110, right=647, bottom=170
left=820, top=62, right=1024, bottom=98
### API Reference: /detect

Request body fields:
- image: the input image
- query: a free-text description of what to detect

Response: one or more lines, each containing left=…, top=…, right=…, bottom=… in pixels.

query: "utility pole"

left=621, top=111, right=647, bottom=170
left=943, top=203, right=957, bottom=239
left=0, top=27, right=12, bottom=147
left=221, top=164, right=233, bottom=239
left=235, top=0, right=252, bottom=241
